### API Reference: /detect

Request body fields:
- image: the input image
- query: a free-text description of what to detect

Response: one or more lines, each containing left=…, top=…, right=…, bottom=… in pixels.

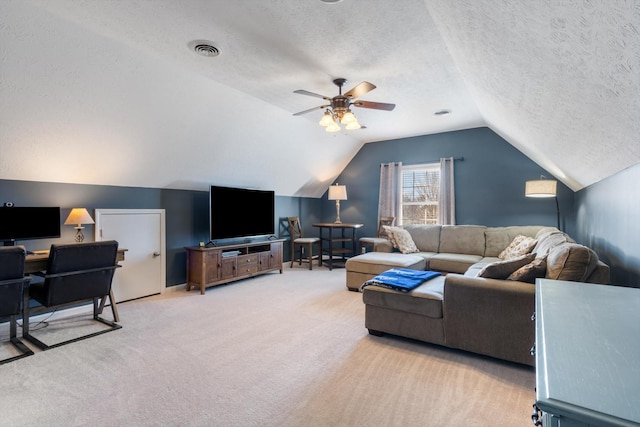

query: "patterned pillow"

left=478, top=253, right=535, bottom=279
left=499, top=235, right=538, bottom=260
left=383, top=226, right=419, bottom=254
left=507, top=257, right=547, bottom=283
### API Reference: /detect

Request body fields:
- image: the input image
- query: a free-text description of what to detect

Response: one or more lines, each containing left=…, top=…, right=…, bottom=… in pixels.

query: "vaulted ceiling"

left=1, top=1, right=638, bottom=197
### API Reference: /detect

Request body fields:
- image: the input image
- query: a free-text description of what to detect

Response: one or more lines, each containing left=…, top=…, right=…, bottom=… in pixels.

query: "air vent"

left=434, top=109, right=451, bottom=116
left=188, top=40, right=220, bottom=57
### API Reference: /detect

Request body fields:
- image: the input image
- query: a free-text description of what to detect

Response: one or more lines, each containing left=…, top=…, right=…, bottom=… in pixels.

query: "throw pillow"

left=507, top=257, right=547, bottom=283
left=478, top=253, right=535, bottom=279
left=499, top=235, right=538, bottom=260
left=383, top=226, right=419, bottom=254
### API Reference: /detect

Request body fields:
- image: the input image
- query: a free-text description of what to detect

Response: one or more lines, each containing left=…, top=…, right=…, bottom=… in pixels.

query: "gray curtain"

left=378, top=162, right=402, bottom=225
left=438, top=157, right=456, bottom=225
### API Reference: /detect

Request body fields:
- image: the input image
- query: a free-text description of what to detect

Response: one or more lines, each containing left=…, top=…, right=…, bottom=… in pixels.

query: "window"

left=400, top=163, right=440, bottom=225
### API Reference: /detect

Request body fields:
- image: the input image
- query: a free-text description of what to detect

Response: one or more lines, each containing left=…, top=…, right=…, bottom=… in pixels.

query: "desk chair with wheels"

left=287, top=217, right=321, bottom=270
left=359, top=216, right=395, bottom=253
left=23, top=240, right=122, bottom=351
left=0, top=247, right=34, bottom=364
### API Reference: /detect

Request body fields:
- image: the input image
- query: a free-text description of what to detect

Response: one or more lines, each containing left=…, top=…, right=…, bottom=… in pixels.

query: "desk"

left=313, top=223, right=363, bottom=270
left=534, top=279, right=640, bottom=426
left=25, top=249, right=127, bottom=322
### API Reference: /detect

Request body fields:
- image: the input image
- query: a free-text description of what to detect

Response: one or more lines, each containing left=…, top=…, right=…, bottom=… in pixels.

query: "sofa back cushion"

left=533, top=231, right=575, bottom=258
left=404, top=225, right=441, bottom=252
left=546, top=243, right=599, bottom=282
left=438, top=225, right=486, bottom=256
left=485, top=226, right=553, bottom=257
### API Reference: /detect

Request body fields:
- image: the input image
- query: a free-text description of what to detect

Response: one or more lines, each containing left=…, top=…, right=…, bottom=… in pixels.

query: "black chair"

left=23, top=240, right=122, bottom=351
left=0, top=246, right=34, bottom=364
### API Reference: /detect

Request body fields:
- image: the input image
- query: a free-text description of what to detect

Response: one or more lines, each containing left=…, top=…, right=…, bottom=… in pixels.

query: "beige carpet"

left=0, top=266, right=535, bottom=426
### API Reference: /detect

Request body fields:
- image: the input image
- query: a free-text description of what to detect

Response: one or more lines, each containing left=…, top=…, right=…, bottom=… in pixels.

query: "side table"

left=313, top=222, right=363, bottom=270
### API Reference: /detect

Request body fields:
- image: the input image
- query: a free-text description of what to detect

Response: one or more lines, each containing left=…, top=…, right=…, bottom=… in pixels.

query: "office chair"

left=0, top=246, right=34, bottom=364
left=287, top=217, right=321, bottom=270
left=23, top=240, right=122, bottom=350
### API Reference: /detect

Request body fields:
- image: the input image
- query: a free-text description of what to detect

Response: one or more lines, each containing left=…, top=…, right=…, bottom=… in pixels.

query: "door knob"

left=153, top=252, right=161, bottom=258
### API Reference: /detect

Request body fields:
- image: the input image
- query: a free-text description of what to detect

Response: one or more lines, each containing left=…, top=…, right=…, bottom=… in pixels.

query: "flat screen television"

left=0, top=206, right=61, bottom=245
left=209, top=186, right=275, bottom=241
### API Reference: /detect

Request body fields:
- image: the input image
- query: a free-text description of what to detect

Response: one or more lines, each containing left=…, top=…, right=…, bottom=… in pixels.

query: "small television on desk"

left=209, top=186, right=275, bottom=241
left=0, top=206, right=61, bottom=246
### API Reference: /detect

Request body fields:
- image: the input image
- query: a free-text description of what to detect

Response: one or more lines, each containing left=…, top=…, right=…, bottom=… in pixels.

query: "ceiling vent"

left=188, top=40, right=220, bottom=57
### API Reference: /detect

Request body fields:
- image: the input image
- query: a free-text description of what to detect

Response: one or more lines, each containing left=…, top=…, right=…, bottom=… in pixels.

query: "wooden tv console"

left=185, top=239, right=284, bottom=295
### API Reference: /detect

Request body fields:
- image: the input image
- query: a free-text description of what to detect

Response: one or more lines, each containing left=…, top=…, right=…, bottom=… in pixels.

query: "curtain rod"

left=381, top=157, right=464, bottom=167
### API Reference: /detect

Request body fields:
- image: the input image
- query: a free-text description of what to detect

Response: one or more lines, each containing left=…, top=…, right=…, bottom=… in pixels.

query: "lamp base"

left=74, top=227, right=85, bottom=243
left=334, top=200, right=342, bottom=224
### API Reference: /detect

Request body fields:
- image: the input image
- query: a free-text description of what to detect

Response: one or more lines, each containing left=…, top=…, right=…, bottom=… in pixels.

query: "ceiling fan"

left=293, top=78, right=396, bottom=132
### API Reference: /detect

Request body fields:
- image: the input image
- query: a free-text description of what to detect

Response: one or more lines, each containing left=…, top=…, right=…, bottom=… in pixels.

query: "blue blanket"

left=360, top=268, right=441, bottom=293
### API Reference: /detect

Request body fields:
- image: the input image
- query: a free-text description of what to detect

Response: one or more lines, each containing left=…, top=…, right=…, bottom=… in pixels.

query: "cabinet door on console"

left=220, top=257, right=236, bottom=280
left=270, top=243, right=283, bottom=269
left=258, top=252, right=271, bottom=271
left=203, top=251, right=220, bottom=283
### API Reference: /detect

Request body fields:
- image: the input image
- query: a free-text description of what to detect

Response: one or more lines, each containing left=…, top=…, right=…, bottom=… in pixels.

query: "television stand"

left=185, top=239, right=284, bottom=295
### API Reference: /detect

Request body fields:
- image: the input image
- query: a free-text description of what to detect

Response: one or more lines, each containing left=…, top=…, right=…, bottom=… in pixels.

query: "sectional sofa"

left=345, top=225, right=610, bottom=365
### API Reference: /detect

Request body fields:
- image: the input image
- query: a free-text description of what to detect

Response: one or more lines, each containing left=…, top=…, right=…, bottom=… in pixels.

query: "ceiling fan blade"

left=292, top=105, right=330, bottom=116
left=293, top=89, right=332, bottom=101
left=353, top=100, right=396, bottom=111
left=344, top=81, right=376, bottom=99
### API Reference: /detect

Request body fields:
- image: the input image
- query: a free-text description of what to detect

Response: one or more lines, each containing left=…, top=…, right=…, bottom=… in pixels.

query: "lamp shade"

left=328, top=184, right=347, bottom=201
left=525, top=180, right=557, bottom=198
left=64, top=208, right=95, bottom=226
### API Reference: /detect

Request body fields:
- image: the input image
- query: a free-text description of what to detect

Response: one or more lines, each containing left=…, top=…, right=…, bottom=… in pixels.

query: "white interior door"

left=95, top=209, right=165, bottom=302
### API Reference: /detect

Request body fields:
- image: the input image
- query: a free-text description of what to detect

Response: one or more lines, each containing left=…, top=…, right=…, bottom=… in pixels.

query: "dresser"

left=534, top=279, right=640, bottom=427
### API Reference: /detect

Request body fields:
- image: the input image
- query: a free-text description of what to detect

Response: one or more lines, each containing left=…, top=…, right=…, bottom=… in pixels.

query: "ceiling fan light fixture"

left=340, top=110, right=356, bottom=124
left=345, top=121, right=361, bottom=130
left=326, top=120, right=340, bottom=132
left=319, top=110, right=334, bottom=127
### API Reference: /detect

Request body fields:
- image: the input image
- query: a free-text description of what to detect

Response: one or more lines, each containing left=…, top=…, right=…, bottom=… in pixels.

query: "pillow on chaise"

left=383, top=226, right=419, bottom=254
left=499, top=235, right=538, bottom=260
left=478, top=253, right=536, bottom=279
left=507, top=257, right=547, bottom=283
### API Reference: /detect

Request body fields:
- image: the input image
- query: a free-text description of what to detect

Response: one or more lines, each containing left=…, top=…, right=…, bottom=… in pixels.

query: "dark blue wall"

left=0, top=179, right=318, bottom=287
left=320, top=127, right=574, bottom=238
left=3, top=126, right=636, bottom=288
left=574, top=163, right=640, bottom=287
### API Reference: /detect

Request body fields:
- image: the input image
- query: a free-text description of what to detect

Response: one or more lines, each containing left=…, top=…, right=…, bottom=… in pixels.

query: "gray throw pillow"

left=507, top=257, right=547, bottom=283
left=478, top=253, right=536, bottom=280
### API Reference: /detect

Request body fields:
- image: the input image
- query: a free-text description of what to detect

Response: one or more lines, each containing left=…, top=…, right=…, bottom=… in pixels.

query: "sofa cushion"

left=438, top=225, right=486, bottom=256
left=404, top=224, right=441, bottom=252
left=383, top=226, right=419, bottom=254
left=507, top=257, right=547, bottom=283
left=533, top=231, right=575, bottom=258
left=546, top=243, right=598, bottom=281
left=362, top=275, right=445, bottom=319
left=478, top=253, right=536, bottom=279
left=429, top=253, right=484, bottom=274
left=346, top=252, right=426, bottom=276
left=499, top=235, right=537, bottom=260
left=485, top=226, right=550, bottom=257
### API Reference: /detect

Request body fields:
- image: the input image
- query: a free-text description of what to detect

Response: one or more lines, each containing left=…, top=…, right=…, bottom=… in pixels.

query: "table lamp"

left=328, top=183, right=347, bottom=224
left=64, top=208, right=95, bottom=242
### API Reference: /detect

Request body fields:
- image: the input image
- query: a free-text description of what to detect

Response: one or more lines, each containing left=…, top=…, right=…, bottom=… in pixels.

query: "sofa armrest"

left=373, top=240, right=393, bottom=253
left=443, top=274, right=536, bottom=366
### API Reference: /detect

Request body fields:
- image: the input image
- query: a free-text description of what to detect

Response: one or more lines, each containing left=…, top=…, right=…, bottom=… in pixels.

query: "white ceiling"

left=1, top=0, right=638, bottom=197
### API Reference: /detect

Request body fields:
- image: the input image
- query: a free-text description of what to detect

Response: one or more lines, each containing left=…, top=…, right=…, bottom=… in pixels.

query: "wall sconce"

left=64, top=208, right=95, bottom=242
left=328, top=183, right=347, bottom=224
left=525, top=178, right=560, bottom=229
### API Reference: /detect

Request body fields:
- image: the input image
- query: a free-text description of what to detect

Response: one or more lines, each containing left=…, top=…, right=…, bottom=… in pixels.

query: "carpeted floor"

left=0, top=266, right=535, bottom=426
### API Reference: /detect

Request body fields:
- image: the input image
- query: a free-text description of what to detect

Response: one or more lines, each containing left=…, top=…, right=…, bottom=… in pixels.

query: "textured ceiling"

left=0, top=0, right=638, bottom=197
